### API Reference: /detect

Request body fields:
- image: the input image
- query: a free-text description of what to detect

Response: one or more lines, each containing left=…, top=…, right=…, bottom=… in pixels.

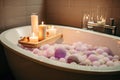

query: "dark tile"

left=0, top=0, right=4, bottom=32
left=112, top=0, right=120, bottom=8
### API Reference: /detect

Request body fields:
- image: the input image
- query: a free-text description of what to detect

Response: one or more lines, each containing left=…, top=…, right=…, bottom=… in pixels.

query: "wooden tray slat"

left=18, top=33, right=63, bottom=48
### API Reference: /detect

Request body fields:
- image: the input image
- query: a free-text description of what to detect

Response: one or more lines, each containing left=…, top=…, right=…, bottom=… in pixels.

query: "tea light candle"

left=38, top=21, right=46, bottom=41
left=102, top=18, right=106, bottom=24
left=47, top=26, right=56, bottom=37
left=31, top=14, right=38, bottom=36
left=30, top=32, right=38, bottom=42
left=97, top=21, right=102, bottom=24
left=97, top=18, right=106, bottom=26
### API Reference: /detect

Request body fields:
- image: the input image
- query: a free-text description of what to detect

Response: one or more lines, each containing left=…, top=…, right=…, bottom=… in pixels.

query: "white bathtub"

left=0, top=25, right=120, bottom=80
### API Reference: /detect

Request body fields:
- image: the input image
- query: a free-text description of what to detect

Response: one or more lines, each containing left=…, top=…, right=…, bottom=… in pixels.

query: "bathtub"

left=0, top=25, right=120, bottom=80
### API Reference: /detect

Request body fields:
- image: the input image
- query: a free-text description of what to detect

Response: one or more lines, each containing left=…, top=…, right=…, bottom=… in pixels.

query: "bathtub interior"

left=0, top=25, right=120, bottom=73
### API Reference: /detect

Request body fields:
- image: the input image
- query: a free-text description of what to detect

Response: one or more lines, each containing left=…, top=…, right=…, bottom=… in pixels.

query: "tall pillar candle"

left=31, top=14, right=38, bottom=36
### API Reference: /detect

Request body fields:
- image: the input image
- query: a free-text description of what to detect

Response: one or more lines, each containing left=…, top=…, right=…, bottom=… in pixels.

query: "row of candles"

left=30, top=14, right=56, bottom=42
left=83, top=14, right=106, bottom=29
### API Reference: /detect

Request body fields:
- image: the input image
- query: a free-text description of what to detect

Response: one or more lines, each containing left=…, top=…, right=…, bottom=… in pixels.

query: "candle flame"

left=86, top=15, right=89, bottom=19
left=41, top=21, right=44, bottom=25
left=31, top=32, right=36, bottom=37
left=51, top=26, right=54, bottom=29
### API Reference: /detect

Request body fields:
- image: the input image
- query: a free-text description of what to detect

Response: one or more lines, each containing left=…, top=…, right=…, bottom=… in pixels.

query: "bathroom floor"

left=1, top=74, right=15, bottom=80
left=0, top=44, right=15, bottom=80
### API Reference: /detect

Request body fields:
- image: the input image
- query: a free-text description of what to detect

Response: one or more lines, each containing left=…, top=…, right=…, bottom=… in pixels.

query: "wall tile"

left=3, top=6, right=26, bottom=18
left=45, top=0, right=120, bottom=36
left=4, top=16, right=26, bottom=29
left=26, top=5, right=42, bottom=15
left=26, top=0, right=44, bottom=6
left=26, top=5, right=44, bottom=23
left=1, top=0, right=120, bottom=36
left=112, top=0, right=120, bottom=8
left=70, top=0, right=91, bottom=8
left=0, top=1, right=2, bottom=25
left=4, top=0, right=26, bottom=7
left=45, top=0, right=69, bottom=8
left=0, top=0, right=4, bottom=32
left=0, top=0, right=45, bottom=32
left=0, top=0, right=2, bottom=7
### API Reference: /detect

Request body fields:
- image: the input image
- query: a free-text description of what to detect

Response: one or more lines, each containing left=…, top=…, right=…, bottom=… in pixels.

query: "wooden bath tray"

left=18, top=33, right=63, bottom=48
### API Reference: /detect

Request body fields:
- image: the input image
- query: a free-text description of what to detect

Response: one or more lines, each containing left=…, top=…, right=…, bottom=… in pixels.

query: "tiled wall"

left=45, top=0, right=120, bottom=36
left=0, top=0, right=45, bottom=33
left=0, top=0, right=120, bottom=36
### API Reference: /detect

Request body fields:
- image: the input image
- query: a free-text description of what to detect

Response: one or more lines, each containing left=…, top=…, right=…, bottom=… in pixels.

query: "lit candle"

left=31, top=14, right=38, bottom=36
left=97, top=21, right=102, bottom=24
left=97, top=17, right=106, bottom=25
left=47, top=26, right=56, bottom=37
left=29, top=32, right=38, bottom=42
left=102, top=18, right=106, bottom=22
left=86, top=15, right=89, bottom=20
left=38, top=21, right=46, bottom=41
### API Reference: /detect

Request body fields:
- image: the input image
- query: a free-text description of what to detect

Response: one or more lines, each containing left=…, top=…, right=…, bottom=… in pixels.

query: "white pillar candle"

left=47, top=26, right=56, bottom=37
left=31, top=14, right=38, bottom=36
left=29, top=32, right=38, bottom=42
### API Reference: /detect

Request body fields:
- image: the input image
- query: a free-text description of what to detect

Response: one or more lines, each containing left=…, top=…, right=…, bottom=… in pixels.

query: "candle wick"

left=31, top=32, right=36, bottom=37
left=51, top=26, right=54, bottom=29
left=41, top=21, right=44, bottom=25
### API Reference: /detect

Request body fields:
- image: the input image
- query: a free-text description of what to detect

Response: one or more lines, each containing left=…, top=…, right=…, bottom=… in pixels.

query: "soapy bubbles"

left=55, top=47, right=66, bottom=59
left=20, top=42, right=120, bottom=67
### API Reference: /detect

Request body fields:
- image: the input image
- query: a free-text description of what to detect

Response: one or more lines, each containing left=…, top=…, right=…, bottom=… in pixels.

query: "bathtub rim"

left=0, top=25, right=120, bottom=74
